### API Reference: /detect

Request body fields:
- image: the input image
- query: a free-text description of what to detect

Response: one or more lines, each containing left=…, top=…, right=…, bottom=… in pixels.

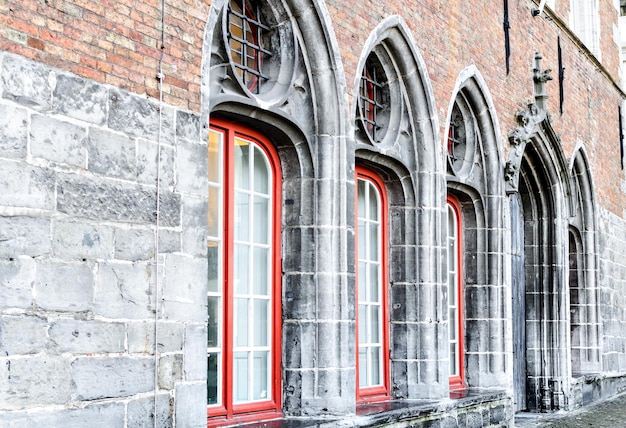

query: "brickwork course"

left=1, top=0, right=626, bottom=427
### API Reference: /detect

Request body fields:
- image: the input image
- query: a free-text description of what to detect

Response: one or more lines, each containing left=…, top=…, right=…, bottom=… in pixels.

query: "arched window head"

left=447, top=96, right=477, bottom=177
left=226, top=0, right=272, bottom=93
left=358, top=54, right=389, bottom=144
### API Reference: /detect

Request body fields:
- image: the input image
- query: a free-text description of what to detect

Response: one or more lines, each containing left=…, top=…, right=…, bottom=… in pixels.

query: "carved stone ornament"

left=505, top=52, right=552, bottom=194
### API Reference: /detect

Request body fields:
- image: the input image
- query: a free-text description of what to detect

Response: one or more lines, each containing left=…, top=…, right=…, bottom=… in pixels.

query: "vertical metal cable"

left=154, top=0, right=166, bottom=425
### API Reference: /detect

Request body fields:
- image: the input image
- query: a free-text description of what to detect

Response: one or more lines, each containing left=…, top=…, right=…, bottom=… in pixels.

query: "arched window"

left=447, top=196, right=465, bottom=390
left=356, top=167, right=390, bottom=401
left=208, top=119, right=282, bottom=423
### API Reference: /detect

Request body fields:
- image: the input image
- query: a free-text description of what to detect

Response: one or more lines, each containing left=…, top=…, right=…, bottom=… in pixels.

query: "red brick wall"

left=1, top=0, right=624, bottom=214
left=0, top=0, right=209, bottom=111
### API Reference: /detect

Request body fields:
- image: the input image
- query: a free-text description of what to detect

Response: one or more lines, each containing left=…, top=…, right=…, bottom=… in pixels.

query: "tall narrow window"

left=208, top=119, right=282, bottom=424
left=356, top=167, right=390, bottom=401
left=447, top=197, right=465, bottom=390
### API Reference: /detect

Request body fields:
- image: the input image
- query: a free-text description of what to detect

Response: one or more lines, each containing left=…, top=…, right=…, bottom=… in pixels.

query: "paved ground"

left=515, top=393, right=626, bottom=427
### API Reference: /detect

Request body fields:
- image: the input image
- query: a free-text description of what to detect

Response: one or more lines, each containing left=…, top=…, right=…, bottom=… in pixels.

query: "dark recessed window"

left=227, top=0, right=272, bottom=93
left=447, top=104, right=466, bottom=167
left=358, top=55, right=388, bottom=143
left=621, top=0, right=626, bottom=16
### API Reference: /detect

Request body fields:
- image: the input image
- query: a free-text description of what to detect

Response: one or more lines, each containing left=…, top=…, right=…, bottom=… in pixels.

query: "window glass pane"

left=450, top=344, right=457, bottom=375
left=253, top=351, right=269, bottom=400
left=358, top=261, right=366, bottom=300
left=369, top=264, right=379, bottom=302
left=234, top=244, right=249, bottom=294
left=371, top=306, right=380, bottom=343
left=234, top=352, right=249, bottom=402
left=253, top=196, right=269, bottom=244
left=208, top=186, right=220, bottom=238
left=208, top=242, right=220, bottom=293
left=208, top=353, right=220, bottom=405
left=208, top=129, right=221, bottom=183
left=235, top=192, right=250, bottom=241
left=208, top=296, right=220, bottom=347
left=358, top=180, right=366, bottom=217
left=358, top=305, right=366, bottom=344
left=449, top=308, right=456, bottom=339
left=359, top=348, right=367, bottom=387
left=358, top=220, right=366, bottom=260
left=369, top=224, right=379, bottom=261
left=253, top=146, right=270, bottom=194
left=253, top=299, right=269, bottom=346
left=234, top=298, right=249, bottom=346
left=234, top=138, right=250, bottom=190
left=368, top=184, right=379, bottom=221
left=253, top=247, right=269, bottom=295
left=370, top=347, right=381, bottom=385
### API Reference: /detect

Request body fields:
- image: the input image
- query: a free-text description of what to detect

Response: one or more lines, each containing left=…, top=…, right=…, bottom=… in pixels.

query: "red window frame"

left=208, top=118, right=283, bottom=426
left=447, top=195, right=465, bottom=391
left=355, top=166, right=390, bottom=403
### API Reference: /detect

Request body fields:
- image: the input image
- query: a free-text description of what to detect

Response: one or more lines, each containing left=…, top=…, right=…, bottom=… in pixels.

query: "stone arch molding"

left=445, top=66, right=508, bottom=389
left=353, top=15, right=441, bottom=178
left=202, top=0, right=349, bottom=141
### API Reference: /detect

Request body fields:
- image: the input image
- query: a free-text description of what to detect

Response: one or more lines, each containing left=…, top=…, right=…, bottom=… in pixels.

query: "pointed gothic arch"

left=202, top=0, right=355, bottom=418
left=507, top=107, right=574, bottom=412
left=569, top=145, right=601, bottom=375
left=353, top=15, right=444, bottom=399
left=445, top=67, right=508, bottom=391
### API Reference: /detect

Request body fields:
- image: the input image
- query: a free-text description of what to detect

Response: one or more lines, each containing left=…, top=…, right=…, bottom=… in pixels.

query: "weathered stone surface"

left=1, top=54, right=53, bottom=110
left=34, top=260, right=94, bottom=312
left=176, top=110, right=202, bottom=141
left=174, top=382, right=206, bottom=428
left=0, top=217, right=51, bottom=258
left=127, top=394, right=172, bottom=428
left=0, top=315, right=48, bottom=355
left=71, top=356, right=154, bottom=400
left=108, top=88, right=175, bottom=142
left=94, top=261, right=156, bottom=319
left=57, top=172, right=181, bottom=226
left=0, top=256, right=36, bottom=309
left=183, top=323, right=207, bottom=381
left=158, top=354, right=183, bottom=390
left=52, top=73, right=108, bottom=125
left=0, top=103, right=28, bottom=158
left=52, top=220, right=114, bottom=260
left=0, top=356, right=72, bottom=410
left=181, top=197, right=208, bottom=256
left=30, top=114, right=87, bottom=167
left=162, top=254, right=207, bottom=323
left=0, top=161, right=55, bottom=211
left=176, top=139, right=208, bottom=196
left=114, top=227, right=156, bottom=260
left=127, top=321, right=184, bottom=355
left=87, top=127, right=136, bottom=180
left=48, top=319, right=125, bottom=354
left=1, top=403, right=125, bottom=428
left=136, top=139, right=175, bottom=187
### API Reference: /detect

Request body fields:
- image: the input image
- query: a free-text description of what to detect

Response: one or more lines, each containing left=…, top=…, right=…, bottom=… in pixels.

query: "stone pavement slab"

left=515, top=393, right=626, bottom=427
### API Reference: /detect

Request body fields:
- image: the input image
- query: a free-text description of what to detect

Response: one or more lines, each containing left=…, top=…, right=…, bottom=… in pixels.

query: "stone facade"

left=1, top=0, right=626, bottom=427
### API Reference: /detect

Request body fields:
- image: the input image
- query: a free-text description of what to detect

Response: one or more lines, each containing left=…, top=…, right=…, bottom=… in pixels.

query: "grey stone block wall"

left=599, top=208, right=626, bottom=372
left=0, top=52, right=208, bottom=426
